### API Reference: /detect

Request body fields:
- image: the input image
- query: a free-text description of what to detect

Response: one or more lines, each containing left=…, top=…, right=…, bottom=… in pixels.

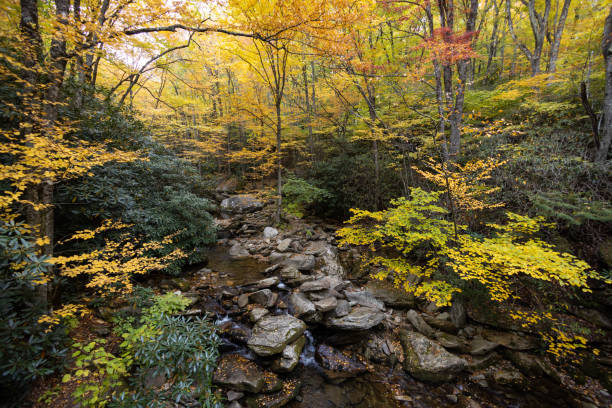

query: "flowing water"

left=193, top=243, right=584, bottom=408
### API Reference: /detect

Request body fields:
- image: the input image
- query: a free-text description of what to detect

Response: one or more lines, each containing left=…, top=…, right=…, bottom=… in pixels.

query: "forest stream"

left=152, top=193, right=611, bottom=408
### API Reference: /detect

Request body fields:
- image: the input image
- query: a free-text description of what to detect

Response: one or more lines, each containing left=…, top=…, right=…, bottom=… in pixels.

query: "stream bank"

left=163, top=192, right=611, bottom=408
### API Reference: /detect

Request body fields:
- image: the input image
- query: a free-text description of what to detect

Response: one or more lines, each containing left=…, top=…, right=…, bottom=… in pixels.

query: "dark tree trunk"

left=595, top=7, right=612, bottom=161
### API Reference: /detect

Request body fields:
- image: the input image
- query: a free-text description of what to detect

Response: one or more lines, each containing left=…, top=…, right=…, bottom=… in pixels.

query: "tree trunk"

left=595, top=7, right=612, bottom=161
left=506, top=0, right=550, bottom=76
left=449, top=0, right=478, bottom=157
left=310, top=61, right=316, bottom=161
left=546, top=0, right=571, bottom=73
left=302, top=65, right=314, bottom=159
left=275, top=102, right=282, bottom=223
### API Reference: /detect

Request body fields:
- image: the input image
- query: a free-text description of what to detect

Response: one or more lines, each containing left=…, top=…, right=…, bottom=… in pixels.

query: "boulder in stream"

left=221, top=195, right=264, bottom=213
left=248, top=315, right=307, bottom=356
left=314, top=297, right=337, bottom=312
left=246, top=378, right=301, bottom=408
left=250, top=307, right=270, bottom=323
left=213, top=354, right=278, bottom=393
left=345, top=290, right=385, bottom=311
left=277, top=238, right=292, bottom=252
left=289, top=292, right=321, bottom=323
left=263, top=226, right=279, bottom=239
left=249, top=289, right=278, bottom=308
left=282, top=254, right=316, bottom=271
left=365, top=280, right=415, bottom=308
left=230, top=243, right=250, bottom=259
left=406, top=309, right=436, bottom=338
left=325, top=306, right=384, bottom=330
left=315, top=344, right=366, bottom=382
left=399, top=330, right=467, bottom=382
left=271, top=336, right=306, bottom=373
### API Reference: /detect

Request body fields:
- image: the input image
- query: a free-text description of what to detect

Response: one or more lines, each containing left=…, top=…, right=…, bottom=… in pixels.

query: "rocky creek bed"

left=155, top=193, right=611, bottom=408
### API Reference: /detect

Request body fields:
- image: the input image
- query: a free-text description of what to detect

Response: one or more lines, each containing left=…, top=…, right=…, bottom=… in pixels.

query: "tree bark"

left=275, top=101, right=282, bottom=223
left=449, top=0, right=478, bottom=157
left=595, top=7, right=612, bottom=161
left=546, top=0, right=571, bottom=73
left=506, top=0, right=550, bottom=76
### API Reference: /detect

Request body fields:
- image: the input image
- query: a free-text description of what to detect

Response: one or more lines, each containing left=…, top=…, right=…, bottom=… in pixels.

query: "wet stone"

left=314, top=297, right=337, bottom=312
left=344, top=290, right=385, bottom=311
left=289, top=292, right=321, bottom=323
left=248, top=314, right=307, bottom=356
left=250, top=307, right=270, bottom=323
left=246, top=378, right=301, bottom=408
left=271, top=336, right=306, bottom=373
left=332, top=299, right=351, bottom=318
left=213, top=354, right=272, bottom=393
left=325, top=306, right=384, bottom=330
left=400, top=330, right=467, bottom=382
left=315, top=344, right=367, bottom=381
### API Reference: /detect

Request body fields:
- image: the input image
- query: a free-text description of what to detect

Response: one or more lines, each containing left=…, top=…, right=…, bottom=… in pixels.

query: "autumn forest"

left=1, top=0, right=611, bottom=406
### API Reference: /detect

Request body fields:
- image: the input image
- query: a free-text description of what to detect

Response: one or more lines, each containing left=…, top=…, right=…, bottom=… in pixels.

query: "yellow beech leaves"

left=339, top=187, right=608, bottom=360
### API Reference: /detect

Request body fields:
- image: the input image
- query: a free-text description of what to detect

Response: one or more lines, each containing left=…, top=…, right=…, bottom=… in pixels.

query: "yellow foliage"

left=53, top=222, right=187, bottom=297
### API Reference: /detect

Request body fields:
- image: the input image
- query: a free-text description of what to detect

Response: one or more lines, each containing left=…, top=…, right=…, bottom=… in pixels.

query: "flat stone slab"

left=248, top=314, right=307, bottom=356
left=325, top=306, right=384, bottom=330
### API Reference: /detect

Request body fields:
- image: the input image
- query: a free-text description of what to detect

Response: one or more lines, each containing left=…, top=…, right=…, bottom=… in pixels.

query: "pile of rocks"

left=198, top=194, right=610, bottom=408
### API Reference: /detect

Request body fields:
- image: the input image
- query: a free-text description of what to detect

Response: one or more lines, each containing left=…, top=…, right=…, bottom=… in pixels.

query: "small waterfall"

left=300, top=330, right=318, bottom=367
left=214, top=315, right=232, bottom=325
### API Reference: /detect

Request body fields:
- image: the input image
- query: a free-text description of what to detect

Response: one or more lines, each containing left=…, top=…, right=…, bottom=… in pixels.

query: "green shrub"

left=282, top=177, right=332, bottom=218
left=0, top=220, right=68, bottom=404
left=56, top=152, right=217, bottom=274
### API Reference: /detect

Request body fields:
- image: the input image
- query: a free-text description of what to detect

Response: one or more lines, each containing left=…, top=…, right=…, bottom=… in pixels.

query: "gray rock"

left=289, top=292, right=321, bottom=323
left=263, top=226, right=279, bottom=239
left=435, top=332, right=466, bottom=351
left=246, top=379, right=301, bottom=408
left=491, top=366, right=526, bottom=388
left=269, top=251, right=290, bottom=264
left=277, top=238, right=293, bottom=252
left=365, top=280, right=415, bottom=308
left=482, top=329, right=538, bottom=350
left=248, top=315, right=307, bottom=356
left=406, top=310, right=436, bottom=338
left=283, top=254, right=316, bottom=271
left=272, top=336, right=306, bottom=373
left=333, top=299, right=351, bottom=317
left=450, top=301, right=467, bottom=329
left=221, top=195, right=264, bottom=213
left=316, top=344, right=366, bottom=381
left=249, top=307, right=269, bottom=323
left=423, top=314, right=459, bottom=334
left=308, top=289, right=343, bottom=301
left=265, top=264, right=282, bottom=274
left=250, top=289, right=277, bottom=308
left=468, top=352, right=500, bottom=370
left=364, top=333, right=404, bottom=365
left=345, top=290, right=385, bottom=311
left=229, top=243, right=250, bottom=259
left=423, top=301, right=443, bottom=314
left=503, top=350, right=560, bottom=382
left=399, top=330, right=467, bottom=382
left=299, top=280, right=329, bottom=292
left=314, top=297, right=338, bottom=312
left=237, top=293, right=250, bottom=308
left=469, top=338, right=499, bottom=356
left=326, top=306, right=384, bottom=330
left=280, top=266, right=300, bottom=280
left=227, top=391, right=244, bottom=402
left=213, top=354, right=274, bottom=392
left=254, top=277, right=280, bottom=289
